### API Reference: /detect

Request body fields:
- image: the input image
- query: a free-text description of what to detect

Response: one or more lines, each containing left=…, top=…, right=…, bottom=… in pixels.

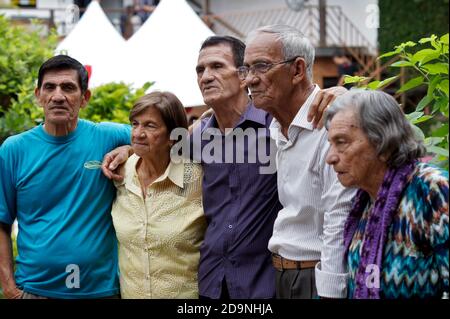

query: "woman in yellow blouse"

left=111, top=91, right=206, bottom=298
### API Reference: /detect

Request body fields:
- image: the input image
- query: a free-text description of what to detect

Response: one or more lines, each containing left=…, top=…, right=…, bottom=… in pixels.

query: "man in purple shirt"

left=194, top=36, right=281, bottom=299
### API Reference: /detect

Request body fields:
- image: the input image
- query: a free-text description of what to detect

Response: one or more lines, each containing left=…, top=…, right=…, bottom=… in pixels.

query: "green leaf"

left=432, top=96, right=449, bottom=114
left=397, top=76, right=424, bottom=93
left=424, top=137, right=445, bottom=147
left=422, top=63, right=449, bottom=75
left=412, top=49, right=441, bottom=65
left=419, top=35, right=438, bottom=44
left=412, top=115, right=433, bottom=124
left=427, top=145, right=449, bottom=157
left=343, top=75, right=368, bottom=84
left=428, top=75, right=441, bottom=97
left=437, top=80, right=449, bottom=97
left=416, top=95, right=434, bottom=111
left=367, top=81, right=380, bottom=90
left=405, top=111, right=424, bottom=123
left=395, top=41, right=417, bottom=50
left=391, top=60, right=414, bottom=68
left=440, top=33, right=449, bottom=45
left=431, top=123, right=449, bottom=138
left=376, top=75, right=399, bottom=89
left=378, top=48, right=402, bottom=59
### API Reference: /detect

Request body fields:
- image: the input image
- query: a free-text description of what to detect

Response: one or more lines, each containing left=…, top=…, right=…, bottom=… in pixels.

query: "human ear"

left=292, top=57, right=307, bottom=85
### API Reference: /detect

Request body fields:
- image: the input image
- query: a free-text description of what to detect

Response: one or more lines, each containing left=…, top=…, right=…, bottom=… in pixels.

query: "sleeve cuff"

left=315, top=262, right=349, bottom=298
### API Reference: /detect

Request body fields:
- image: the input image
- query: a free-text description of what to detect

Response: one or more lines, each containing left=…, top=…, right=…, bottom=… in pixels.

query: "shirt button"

left=146, top=275, right=150, bottom=279
left=228, top=224, right=233, bottom=229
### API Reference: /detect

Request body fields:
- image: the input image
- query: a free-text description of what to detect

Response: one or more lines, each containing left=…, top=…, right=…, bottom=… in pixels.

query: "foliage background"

left=379, top=0, right=449, bottom=53
left=0, top=16, right=151, bottom=144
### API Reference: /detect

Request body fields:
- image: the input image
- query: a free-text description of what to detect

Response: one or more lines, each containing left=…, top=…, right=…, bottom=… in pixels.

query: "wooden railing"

left=204, top=5, right=384, bottom=79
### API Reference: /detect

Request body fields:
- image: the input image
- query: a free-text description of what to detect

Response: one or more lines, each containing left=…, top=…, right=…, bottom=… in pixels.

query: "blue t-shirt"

left=0, top=119, right=131, bottom=298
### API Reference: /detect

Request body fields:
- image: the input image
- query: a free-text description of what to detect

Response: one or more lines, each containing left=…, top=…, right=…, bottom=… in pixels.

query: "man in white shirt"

left=240, top=24, right=355, bottom=299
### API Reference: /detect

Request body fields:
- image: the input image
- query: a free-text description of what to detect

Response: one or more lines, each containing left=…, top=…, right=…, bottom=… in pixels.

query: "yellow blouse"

left=111, top=154, right=206, bottom=299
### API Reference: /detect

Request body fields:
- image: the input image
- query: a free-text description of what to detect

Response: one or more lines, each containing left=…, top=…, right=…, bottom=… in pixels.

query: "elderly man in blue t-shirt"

left=0, top=55, right=130, bottom=299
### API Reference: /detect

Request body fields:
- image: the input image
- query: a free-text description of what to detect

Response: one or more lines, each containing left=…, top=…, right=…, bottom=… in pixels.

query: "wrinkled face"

left=35, top=69, right=89, bottom=126
left=243, top=33, right=294, bottom=113
left=131, top=106, right=172, bottom=158
left=326, top=110, right=384, bottom=190
left=196, top=44, right=244, bottom=106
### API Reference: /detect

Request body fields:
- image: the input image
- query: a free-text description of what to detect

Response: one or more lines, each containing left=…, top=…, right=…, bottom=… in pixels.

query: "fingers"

left=101, top=154, right=114, bottom=180
left=307, top=92, right=322, bottom=123
left=309, top=86, right=348, bottom=129
left=109, top=171, right=124, bottom=183
left=308, top=90, right=334, bottom=129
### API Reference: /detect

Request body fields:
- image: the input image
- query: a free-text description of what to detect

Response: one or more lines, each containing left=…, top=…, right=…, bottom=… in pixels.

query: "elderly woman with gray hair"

left=325, top=89, right=448, bottom=299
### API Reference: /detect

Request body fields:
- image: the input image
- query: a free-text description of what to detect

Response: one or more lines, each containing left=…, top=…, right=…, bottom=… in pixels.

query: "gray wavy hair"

left=247, top=24, right=315, bottom=81
left=324, top=89, right=426, bottom=168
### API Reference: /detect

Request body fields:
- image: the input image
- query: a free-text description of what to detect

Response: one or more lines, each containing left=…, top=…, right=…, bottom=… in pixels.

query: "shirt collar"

left=269, top=84, right=320, bottom=142
left=124, top=155, right=185, bottom=190
left=153, top=160, right=185, bottom=189
left=202, top=101, right=267, bottom=133
left=290, top=84, right=320, bottom=130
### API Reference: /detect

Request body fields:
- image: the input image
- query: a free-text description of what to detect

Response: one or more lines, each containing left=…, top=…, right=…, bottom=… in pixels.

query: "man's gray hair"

left=325, top=89, right=426, bottom=168
left=247, top=24, right=315, bottom=81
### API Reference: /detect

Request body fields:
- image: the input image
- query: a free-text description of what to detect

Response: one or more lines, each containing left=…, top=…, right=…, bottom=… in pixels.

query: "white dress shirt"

left=268, top=85, right=356, bottom=298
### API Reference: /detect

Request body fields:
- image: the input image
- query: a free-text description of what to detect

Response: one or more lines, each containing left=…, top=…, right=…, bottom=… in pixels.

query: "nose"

left=244, top=71, right=259, bottom=87
left=132, top=126, right=145, bottom=139
left=326, top=146, right=339, bottom=166
left=199, top=68, right=214, bottom=84
left=50, top=86, right=65, bottom=102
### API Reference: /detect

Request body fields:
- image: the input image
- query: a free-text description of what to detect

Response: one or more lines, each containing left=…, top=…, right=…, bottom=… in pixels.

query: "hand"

left=101, top=145, right=132, bottom=182
left=4, top=286, right=22, bottom=299
left=307, top=86, right=348, bottom=129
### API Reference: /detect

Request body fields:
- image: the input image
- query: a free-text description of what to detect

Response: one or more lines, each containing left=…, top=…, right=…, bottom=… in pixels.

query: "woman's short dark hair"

left=325, top=89, right=426, bottom=168
left=37, top=55, right=89, bottom=93
left=129, top=91, right=188, bottom=135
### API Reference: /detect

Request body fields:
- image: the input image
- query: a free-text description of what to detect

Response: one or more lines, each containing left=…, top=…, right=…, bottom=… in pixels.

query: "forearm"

left=0, top=223, right=18, bottom=296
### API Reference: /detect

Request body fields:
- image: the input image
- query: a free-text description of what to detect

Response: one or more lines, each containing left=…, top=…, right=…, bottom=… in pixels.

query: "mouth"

left=49, top=106, right=70, bottom=112
left=132, top=142, right=148, bottom=147
left=248, top=89, right=263, bottom=96
left=203, top=86, right=218, bottom=93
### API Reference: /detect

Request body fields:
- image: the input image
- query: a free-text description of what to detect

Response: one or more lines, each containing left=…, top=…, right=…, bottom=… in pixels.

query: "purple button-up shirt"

left=191, top=103, right=281, bottom=299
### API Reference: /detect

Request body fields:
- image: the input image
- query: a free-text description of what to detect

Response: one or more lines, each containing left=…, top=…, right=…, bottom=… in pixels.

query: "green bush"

left=79, top=81, right=152, bottom=124
left=345, top=33, right=449, bottom=169
left=0, top=15, right=58, bottom=143
left=379, top=0, right=449, bottom=54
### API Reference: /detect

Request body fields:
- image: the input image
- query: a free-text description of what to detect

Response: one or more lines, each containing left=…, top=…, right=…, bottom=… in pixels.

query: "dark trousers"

left=199, top=278, right=230, bottom=299
left=275, top=268, right=318, bottom=299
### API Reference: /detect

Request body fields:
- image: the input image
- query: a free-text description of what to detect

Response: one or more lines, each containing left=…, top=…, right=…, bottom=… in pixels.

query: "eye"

left=131, top=121, right=138, bottom=127
left=195, top=66, right=204, bottom=75
left=253, top=62, right=271, bottom=73
left=43, top=83, right=55, bottom=90
left=61, top=83, right=77, bottom=92
left=213, top=63, right=223, bottom=69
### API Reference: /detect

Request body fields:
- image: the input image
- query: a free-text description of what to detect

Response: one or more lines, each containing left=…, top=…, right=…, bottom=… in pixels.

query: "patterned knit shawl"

left=343, top=161, right=417, bottom=299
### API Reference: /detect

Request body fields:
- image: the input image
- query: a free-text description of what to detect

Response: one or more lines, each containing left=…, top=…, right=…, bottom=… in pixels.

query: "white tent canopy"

left=55, top=0, right=127, bottom=88
left=125, top=0, right=214, bottom=107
